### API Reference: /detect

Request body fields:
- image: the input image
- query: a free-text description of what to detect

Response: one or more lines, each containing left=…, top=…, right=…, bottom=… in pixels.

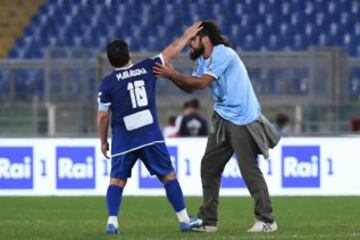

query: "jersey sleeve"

left=150, top=53, right=165, bottom=66
left=204, top=50, right=232, bottom=79
left=97, top=80, right=111, bottom=112
left=192, top=59, right=202, bottom=77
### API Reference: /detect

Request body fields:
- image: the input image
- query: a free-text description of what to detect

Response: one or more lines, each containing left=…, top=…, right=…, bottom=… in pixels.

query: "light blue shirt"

left=192, top=44, right=261, bottom=125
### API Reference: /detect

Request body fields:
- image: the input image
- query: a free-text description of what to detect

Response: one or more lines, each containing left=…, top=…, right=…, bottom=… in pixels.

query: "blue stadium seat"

left=255, top=24, right=270, bottom=40
left=8, top=49, right=19, bottom=59
left=291, top=34, right=308, bottom=50
left=318, top=33, right=333, bottom=46
left=23, top=46, right=43, bottom=59
left=48, top=0, right=59, bottom=5
left=89, top=35, right=100, bottom=48
left=129, top=37, right=141, bottom=52
left=39, top=34, right=50, bottom=47
left=351, top=1, right=360, bottom=14
left=38, top=4, right=51, bottom=16
left=23, top=25, right=36, bottom=38
left=15, top=38, right=26, bottom=49
left=242, top=34, right=260, bottom=51
left=266, top=35, right=283, bottom=51
left=30, top=14, right=41, bottom=27
left=340, top=12, right=354, bottom=27
left=305, top=24, right=321, bottom=45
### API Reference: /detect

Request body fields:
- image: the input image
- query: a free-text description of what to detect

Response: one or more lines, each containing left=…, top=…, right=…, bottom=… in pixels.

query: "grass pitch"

left=0, top=196, right=359, bottom=240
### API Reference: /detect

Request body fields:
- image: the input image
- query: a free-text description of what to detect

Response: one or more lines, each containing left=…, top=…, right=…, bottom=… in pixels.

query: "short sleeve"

left=192, top=59, right=202, bottom=77
left=204, top=50, right=232, bottom=79
left=151, top=53, right=165, bottom=66
left=97, top=80, right=111, bottom=112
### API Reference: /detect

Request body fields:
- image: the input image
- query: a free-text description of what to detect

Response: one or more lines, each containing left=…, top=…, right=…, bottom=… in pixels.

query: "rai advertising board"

left=0, top=138, right=359, bottom=196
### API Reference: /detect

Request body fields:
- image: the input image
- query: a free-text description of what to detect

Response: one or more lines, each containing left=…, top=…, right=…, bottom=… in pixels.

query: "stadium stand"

left=0, top=0, right=44, bottom=58
left=6, top=0, right=360, bottom=58
left=1, top=0, right=359, bottom=98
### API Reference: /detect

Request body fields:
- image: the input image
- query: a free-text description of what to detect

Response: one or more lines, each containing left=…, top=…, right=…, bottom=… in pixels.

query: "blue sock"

left=106, top=184, right=123, bottom=216
left=164, top=179, right=186, bottom=212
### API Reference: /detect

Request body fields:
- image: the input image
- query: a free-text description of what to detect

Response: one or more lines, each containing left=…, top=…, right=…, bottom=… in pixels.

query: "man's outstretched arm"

left=153, top=62, right=214, bottom=93
left=161, top=22, right=202, bottom=62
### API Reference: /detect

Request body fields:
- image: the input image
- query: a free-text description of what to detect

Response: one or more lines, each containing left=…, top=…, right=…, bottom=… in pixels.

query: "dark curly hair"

left=197, top=20, right=231, bottom=47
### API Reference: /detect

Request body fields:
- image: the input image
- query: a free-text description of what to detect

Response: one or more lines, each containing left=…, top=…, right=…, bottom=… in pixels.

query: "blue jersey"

left=192, top=44, right=261, bottom=125
left=98, top=54, right=165, bottom=157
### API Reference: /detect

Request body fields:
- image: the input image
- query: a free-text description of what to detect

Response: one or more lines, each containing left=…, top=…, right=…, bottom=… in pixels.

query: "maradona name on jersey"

left=116, top=68, right=147, bottom=81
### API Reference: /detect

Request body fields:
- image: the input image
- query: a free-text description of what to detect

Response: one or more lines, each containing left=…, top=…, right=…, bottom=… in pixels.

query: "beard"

left=189, top=44, right=205, bottom=61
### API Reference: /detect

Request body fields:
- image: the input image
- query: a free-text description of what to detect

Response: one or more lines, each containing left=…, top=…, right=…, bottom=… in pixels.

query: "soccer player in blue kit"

left=97, top=23, right=203, bottom=234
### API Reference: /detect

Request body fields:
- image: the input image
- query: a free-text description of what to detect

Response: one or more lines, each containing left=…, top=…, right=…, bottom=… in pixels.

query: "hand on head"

left=184, top=22, right=203, bottom=40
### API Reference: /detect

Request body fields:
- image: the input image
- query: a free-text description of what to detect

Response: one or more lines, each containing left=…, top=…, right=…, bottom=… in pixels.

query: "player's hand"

left=153, top=62, right=176, bottom=79
left=101, top=142, right=110, bottom=159
left=183, top=22, right=203, bottom=40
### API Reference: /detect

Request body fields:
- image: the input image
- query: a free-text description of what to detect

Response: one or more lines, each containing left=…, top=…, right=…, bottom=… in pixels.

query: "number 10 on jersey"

left=127, top=80, right=148, bottom=108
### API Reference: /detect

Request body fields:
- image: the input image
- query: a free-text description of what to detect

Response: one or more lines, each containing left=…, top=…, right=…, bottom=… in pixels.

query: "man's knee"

left=201, top=157, right=216, bottom=179
left=159, top=171, right=177, bottom=184
left=110, top=177, right=127, bottom=187
left=201, top=159, right=223, bottom=180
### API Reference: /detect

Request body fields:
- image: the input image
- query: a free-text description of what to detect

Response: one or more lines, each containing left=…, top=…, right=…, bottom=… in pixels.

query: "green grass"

left=0, top=196, right=360, bottom=240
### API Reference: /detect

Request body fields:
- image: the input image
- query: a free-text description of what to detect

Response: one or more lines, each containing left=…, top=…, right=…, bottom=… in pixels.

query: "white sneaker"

left=192, top=224, right=218, bottom=232
left=247, top=220, right=278, bottom=233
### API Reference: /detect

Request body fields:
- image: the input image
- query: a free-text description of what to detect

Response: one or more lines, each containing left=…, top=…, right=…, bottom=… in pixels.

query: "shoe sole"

left=192, top=226, right=218, bottom=232
left=247, top=229, right=277, bottom=233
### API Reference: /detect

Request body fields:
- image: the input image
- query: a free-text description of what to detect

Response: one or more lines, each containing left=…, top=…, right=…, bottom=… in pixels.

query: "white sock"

left=107, top=216, right=118, bottom=228
left=176, top=208, right=190, bottom=223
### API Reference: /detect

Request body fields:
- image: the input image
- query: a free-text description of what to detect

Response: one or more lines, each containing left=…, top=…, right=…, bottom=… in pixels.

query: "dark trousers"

left=198, top=119, right=274, bottom=226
